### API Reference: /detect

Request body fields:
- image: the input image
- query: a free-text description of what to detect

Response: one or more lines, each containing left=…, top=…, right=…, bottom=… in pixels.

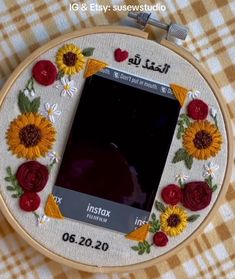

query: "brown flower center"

left=167, top=214, right=181, bottom=227
left=63, top=52, right=77, bottom=66
left=19, top=124, right=42, bottom=147
left=193, top=130, right=213, bottom=149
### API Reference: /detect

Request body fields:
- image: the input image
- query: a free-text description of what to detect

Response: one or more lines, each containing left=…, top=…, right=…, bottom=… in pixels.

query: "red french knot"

left=161, top=184, right=182, bottom=205
left=114, top=48, right=129, bottom=62
left=32, top=60, right=57, bottom=86
left=19, top=192, right=40, bottom=212
left=187, top=99, right=208, bottom=120
left=153, top=231, right=168, bottom=247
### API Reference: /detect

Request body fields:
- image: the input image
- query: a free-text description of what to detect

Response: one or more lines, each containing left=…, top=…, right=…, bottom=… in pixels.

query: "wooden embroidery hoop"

left=0, top=25, right=233, bottom=273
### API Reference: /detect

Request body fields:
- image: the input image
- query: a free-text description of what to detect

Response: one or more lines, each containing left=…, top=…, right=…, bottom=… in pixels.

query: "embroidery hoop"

left=0, top=24, right=233, bottom=273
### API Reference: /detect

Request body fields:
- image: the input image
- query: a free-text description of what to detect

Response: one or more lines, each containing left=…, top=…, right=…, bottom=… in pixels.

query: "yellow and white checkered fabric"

left=0, top=0, right=235, bottom=278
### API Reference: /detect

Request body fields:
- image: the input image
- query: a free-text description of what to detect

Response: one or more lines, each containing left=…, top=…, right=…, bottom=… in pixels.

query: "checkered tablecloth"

left=0, top=0, right=235, bottom=278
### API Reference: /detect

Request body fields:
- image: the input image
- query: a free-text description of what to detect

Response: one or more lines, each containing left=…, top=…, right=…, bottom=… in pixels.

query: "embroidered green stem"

left=5, top=166, right=24, bottom=198
left=33, top=211, right=39, bottom=218
left=205, top=175, right=218, bottom=192
left=131, top=240, right=151, bottom=255
left=177, top=114, right=190, bottom=139
left=56, top=70, right=64, bottom=80
left=25, top=77, right=35, bottom=94
left=149, top=213, right=161, bottom=233
left=211, top=115, right=218, bottom=128
left=47, top=159, right=57, bottom=172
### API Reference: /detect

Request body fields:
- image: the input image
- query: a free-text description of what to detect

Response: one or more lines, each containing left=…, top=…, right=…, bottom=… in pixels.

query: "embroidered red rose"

left=161, top=184, right=182, bottom=205
left=153, top=231, right=168, bottom=247
left=32, top=60, right=57, bottom=86
left=187, top=99, right=208, bottom=120
left=114, top=48, right=129, bottom=62
left=16, top=161, right=49, bottom=192
left=182, top=181, right=212, bottom=211
left=19, top=192, right=40, bottom=211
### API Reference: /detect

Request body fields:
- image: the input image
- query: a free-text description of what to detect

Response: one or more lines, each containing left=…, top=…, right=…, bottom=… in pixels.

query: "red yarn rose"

left=16, top=161, right=49, bottom=192
left=153, top=231, right=168, bottom=247
left=161, top=184, right=182, bottom=205
left=182, top=181, right=212, bottom=211
left=187, top=99, right=208, bottom=120
left=32, top=60, right=57, bottom=86
left=19, top=192, right=40, bottom=212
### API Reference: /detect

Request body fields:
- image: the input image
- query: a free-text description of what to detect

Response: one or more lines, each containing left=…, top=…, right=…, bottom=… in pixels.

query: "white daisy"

left=210, top=107, right=217, bottom=118
left=37, top=214, right=50, bottom=226
left=60, top=77, right=78, bottom=97
left=48, top=151, right=60, bottom=164
left=44, top=103, right=61, bottom=123
left=203, top=162, right=219, bottom=178
left=188, top=88, right=200, bottom=99
left=175, top=174, right=189, bottom=184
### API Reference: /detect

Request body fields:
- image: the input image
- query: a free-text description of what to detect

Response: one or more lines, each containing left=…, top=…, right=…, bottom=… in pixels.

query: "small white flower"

left=203, top=162, right=219, bottom=178
left=48, top=151, right=60, bottom=164
left=31, top=89, right=36, bottom=97
left=24, top=88, right=35, bottom=97
left=175, top=174, right=189, bottom=184
left=24, top=89, right=30, bottom=96
left=44, top=103, right=61, bottom=123
left=188, top=88, right=200, bottom=99
left=37, top=214, right=50, bottom=226
left=210, top=107, right=217, bottom=118
left=60, top=77, right=78, bottom=97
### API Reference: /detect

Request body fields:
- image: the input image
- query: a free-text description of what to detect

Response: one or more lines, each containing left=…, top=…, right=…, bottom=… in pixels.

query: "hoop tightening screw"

left=128, top=12, right=188, bottom=41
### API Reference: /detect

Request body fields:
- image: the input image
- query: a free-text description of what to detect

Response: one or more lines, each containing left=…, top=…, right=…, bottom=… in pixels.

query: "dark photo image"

left=55, top=73, right=180, bottom=212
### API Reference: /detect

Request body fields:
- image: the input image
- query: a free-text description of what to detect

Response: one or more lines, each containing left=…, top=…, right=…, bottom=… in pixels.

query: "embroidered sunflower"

left=160, top=206, right=188, bottom=237
left=56, top=44, right=85, bottom=75
left=183, top=120, right=222, bottom=160
left=6, top=113, right=56, bottom=160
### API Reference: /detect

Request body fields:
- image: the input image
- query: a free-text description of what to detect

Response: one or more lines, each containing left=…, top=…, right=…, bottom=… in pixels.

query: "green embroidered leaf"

left=155, top=201, right=166, bottom=212
left=6, top=186, right=14, bottom=191
left=185, top=153, right=193, bottom=170
left=18, top=91, right=32, bottom=113
left=82, top=47, right=95, bottom=57
left=30, top=97, right=40, bottom=113
left=172, top=148, right=186, bottom=163
left=149, top=227, right=156, bottom=233
left=6, top=166, right=12, bottom=176
left=146, top=246, right=151, bottom=254
left=151, top=213, right=156, bottom=220
left=187, top=214, right=200, bottom=222
left=138, top=250, right=144, bottom=255
left=153, top=221, right=160, bottom=232
left=131, top=246, right=139, bottom=251
left=212, top=185, right=218, bottom=192
left=4, top=177, right=11, bottom=182
left=172, top=148, right=193, bottom=169
left=11, top=194, right=18, bottom=198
